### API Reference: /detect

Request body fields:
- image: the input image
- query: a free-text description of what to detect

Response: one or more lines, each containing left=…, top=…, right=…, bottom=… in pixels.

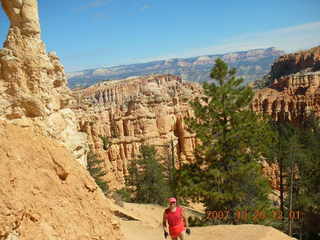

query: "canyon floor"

left=108, top=201, right=295, bottom=240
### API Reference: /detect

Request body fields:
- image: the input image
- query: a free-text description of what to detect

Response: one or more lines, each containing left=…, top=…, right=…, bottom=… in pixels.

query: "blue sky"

left=0, top=0, right=319, bottom=72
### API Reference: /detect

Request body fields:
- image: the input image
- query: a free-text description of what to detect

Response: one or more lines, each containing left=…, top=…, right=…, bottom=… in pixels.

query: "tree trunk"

left=279, top=155, right=285, bottom=222
left=288, top=152, right=294, bottom=236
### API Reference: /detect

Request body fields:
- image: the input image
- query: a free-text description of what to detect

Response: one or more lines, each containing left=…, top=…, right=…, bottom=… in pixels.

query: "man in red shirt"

left=162, top=197, right=191, bottom=239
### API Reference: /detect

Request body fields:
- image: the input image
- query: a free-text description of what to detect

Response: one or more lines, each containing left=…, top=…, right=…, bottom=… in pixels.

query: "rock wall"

left=72, top=74, right=201, bottom=189
left=0, top=121, right=122, bottom=240
left=0, top=0, right=88, bottom=165
left=252, top=71, right=320, bottom=123
left=253, top=47, right=320, bottom=123
left=270, top=45, right=320, bottom=81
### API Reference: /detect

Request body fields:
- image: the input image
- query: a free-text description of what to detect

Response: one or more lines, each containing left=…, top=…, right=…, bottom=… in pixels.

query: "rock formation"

left=269, top=46, right=320, bottom=81
left=252, top=71, right=320, bottom=123
left=0, top=121, right=122, bottom=240
left=72, top=74, right=201, bottom=188
left=0, top=0, right=88, bottom=165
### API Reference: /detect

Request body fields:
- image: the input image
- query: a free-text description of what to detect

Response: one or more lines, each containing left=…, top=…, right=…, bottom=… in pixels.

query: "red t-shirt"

left=165, top=206, right=183, bottom=227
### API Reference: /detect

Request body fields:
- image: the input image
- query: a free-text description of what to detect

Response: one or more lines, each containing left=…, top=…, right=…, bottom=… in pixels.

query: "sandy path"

left=120, top=221, right=295, bottom=240
left=108, top=201, right=295, bottom=240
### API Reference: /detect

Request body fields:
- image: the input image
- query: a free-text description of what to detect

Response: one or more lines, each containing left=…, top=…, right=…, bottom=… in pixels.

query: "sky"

left=0, top=0, right=319, bottom=72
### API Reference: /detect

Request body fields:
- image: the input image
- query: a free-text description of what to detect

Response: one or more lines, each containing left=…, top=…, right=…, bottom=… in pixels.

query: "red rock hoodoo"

left=252, top=46, right=320, bottom=124
left=72, top=74, right=202, bottom=188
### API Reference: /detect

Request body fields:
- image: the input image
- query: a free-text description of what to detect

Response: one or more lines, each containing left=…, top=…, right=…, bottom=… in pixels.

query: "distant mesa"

left=93, top=68, right=113, bottom=76
left=194, top=55, right=215, bottom=65
left=222, top=53, right=239, bottom=62
left=67, top=47, right=284, bottom=89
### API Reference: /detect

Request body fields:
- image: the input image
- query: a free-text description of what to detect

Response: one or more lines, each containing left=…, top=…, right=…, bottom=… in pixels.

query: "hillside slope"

left=0, top=121, right=121, bottom=240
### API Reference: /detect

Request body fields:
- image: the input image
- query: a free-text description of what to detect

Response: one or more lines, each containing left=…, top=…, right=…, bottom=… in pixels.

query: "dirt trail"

left=108, top=201, right=295, bottom=240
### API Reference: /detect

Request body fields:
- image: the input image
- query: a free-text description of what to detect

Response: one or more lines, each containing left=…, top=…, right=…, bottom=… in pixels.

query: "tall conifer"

left=177, top=58, right=274, bottom=222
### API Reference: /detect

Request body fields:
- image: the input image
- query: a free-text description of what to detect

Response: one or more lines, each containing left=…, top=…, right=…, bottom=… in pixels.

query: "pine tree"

left=268, top=121, right=296, bottom=221
left=177, top=58, right=275, bottom=223
left=87, top=150, right=109, bottom=195
left=298, top=114, right=320, bottom=211
left=294, top=115, right=320, bottom=237
left=99, top=135, right=111, bottom=151
left=163, top=140, right=177, bottom=199
left=269, top=116, right=320, bottom=237
left=285, top=134, right=305, bottom=236
left=127, top=145, right=170, bottom=206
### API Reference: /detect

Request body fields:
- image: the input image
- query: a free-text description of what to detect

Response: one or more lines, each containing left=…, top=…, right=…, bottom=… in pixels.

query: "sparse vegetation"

left=86, top=149, right=109, bottom=196
left=269, top=116, right=320, bottom=238
left=254, top=74, right=272, bottom=89
left=111, top=188, right=132, bottom=207
left=125, top=145, right=171, bottom=206
left=99, top=135, right=111, bottom=150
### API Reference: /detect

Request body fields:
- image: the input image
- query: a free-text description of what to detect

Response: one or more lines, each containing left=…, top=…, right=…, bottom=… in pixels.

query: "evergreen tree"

left=163, top=140, right=178, bottom=199
left=295, top=115, right=320, bottom=238
left=253, top=74, right=272, bottom=89
left=268, top=121, right=296, bottom=220
left=177, top=58, right=275, bottom=223
left=99, top=135, right=111, bottom=151
left=269, top=116, right=320, bottom=238
left=127, top=145, right=170, bottom=206
left=286, top=134, right=305, bottom=236
left=87, top=150, right=109, bottom=195
left=298, top=114, right=320, bottom=212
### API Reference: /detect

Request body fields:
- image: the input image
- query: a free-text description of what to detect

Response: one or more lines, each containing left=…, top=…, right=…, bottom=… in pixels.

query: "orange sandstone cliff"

left=269, top=46, right=320, bottom=80
left=72, top=75, right=201, bottom=188
left=252, top=46, right=320, bottom=123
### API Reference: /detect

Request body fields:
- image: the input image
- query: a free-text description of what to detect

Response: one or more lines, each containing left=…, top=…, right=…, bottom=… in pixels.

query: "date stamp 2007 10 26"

left=205, top=210, right=303, bottom=222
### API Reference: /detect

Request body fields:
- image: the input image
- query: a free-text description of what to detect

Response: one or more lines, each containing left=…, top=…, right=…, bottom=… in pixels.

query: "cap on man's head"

left=168, top=197, right=176, bottom=203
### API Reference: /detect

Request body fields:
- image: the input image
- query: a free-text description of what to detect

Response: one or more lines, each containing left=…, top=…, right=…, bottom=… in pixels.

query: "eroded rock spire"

left=0, top=0, right=71, bottom=119
left=0, top=0, right=88, bottom=165
left=1, top=0, right=41, bottom=36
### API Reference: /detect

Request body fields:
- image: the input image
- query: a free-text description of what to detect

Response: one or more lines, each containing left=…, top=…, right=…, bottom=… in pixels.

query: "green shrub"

left=99, top=135, right=111, bottom=151
left=87, top=150, right=109, bottom=196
